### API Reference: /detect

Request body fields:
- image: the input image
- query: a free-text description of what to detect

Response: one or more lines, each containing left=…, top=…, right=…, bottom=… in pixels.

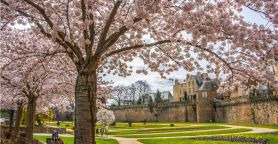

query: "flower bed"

left=191, top=136, right=269, bottom=144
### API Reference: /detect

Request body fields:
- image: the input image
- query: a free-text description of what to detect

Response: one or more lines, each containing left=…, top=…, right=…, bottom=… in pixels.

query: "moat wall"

left=111, top=96, right=278, bottom=125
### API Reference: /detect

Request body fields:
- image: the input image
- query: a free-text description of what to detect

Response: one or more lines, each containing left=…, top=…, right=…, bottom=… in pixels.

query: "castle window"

left=202, top=92, right=207, bottom=98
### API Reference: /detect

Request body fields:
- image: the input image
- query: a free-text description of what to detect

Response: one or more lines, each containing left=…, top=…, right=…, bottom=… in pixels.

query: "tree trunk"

left=13, top=103, right=23, bottom=140
left=25, top=97, right=36, bottom=144
left=75, top=70, right=97, bottom=144
left=9, top=109, right=15, bottom=133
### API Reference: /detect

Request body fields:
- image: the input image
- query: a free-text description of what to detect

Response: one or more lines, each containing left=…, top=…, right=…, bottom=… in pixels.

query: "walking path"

left=111, top=137, right=143, bottom=144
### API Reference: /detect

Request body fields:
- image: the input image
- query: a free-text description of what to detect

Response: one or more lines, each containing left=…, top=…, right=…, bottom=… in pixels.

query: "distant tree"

left=155, top=89, right=163, bottom=103
left=149, top=96, right=153, bottom=104
left=137, top=97, right=142, bottom=105
left=112, top=85, right=126, bottom=106
left=129, top=84, right=137, bottom=104
left=96, top=108, right=115, bottom=136
left=135, top=80, right=151, bottom=103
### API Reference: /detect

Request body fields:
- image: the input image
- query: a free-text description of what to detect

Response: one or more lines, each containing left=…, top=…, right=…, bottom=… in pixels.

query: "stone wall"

left=112, top=102, right=197, bottom=122
left=112, top=96, right=278, bottom=125
left=215, top=96, right=278, bottom=125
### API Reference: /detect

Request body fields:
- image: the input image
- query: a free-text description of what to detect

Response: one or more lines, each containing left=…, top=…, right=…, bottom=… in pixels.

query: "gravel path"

left=219, top=125, right=277, bottom=134
left=111, top=137, right=143, bottom=144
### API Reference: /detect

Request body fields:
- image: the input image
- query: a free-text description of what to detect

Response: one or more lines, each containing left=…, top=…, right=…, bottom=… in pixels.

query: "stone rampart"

left=111, top=96, right=278, bottom=125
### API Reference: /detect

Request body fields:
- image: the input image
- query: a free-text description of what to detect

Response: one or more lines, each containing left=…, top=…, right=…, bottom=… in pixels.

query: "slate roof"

left=192, top=74, right=210, bottom=87
left=198, top=80, right=219, bottom=91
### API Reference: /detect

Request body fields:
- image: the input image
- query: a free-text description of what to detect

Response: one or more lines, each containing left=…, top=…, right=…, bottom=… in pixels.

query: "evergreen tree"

left=155, top=89, right=163, bottom=103
left=137, top=97, right=142, bottom=105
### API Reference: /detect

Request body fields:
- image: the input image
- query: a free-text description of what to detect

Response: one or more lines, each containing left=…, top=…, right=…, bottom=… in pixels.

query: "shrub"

left=143, top=119, right=147, bottom=125
left=128, top=122, right=132, bottom=127
left=170, top=124, right=174, bottom=127
left=111, top=122, right=116, bottom=126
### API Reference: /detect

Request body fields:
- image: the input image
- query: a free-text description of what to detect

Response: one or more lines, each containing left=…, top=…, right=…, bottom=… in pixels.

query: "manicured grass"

left=224, top=123, right=278, bottom=130
left=150, top=122, right=278, bottom=130
left=34, top=135, right=118, bottom=144
left=108, top=125, right=227, bottom=135
left=111, top=123, right=178, bottom=129
left=48, top=121, right=75, bottom=129
left=139, top=138, right=246, bottom=144
left=119, top=128, right=251, bottom=138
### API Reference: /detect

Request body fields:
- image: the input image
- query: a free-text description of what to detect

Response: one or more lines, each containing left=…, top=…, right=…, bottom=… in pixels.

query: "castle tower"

left=196, top=80, right=218, bottom=122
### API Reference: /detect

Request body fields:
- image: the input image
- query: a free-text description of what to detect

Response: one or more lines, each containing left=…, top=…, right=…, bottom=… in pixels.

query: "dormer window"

left=202, top=92, right=207, bottom=98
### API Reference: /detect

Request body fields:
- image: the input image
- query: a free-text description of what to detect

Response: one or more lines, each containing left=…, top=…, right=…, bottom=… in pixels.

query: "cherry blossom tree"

left=96, top=108, right=115, bottom=136
left=0, top=0, right=277, bottom=143
left=0, top=88, right=26, bottom=141
left=0, top=29, right=76, bottom=143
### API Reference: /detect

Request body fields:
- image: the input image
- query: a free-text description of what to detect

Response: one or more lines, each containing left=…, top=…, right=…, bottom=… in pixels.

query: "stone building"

left=161, top=91, right=173, bottom=102
left=173, top=73, right=210, bottom=102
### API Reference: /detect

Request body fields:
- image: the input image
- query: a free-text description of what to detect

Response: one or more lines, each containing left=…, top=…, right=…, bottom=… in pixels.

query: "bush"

left=128, top=122, right=132, bottom=127
left=170, top=124, right=174, bottom=127
left=111, top=122, right=116, bottom=126
left=143, top=119, right=147, bottom=125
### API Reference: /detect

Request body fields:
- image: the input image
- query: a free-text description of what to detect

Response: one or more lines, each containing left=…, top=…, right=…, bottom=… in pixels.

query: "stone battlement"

left=112, top=95, right=278, bottom=125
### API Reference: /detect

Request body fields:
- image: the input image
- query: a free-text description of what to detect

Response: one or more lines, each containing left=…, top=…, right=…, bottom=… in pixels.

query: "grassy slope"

left=34, top=135, right=118, bottom=144
left=120, top=128, right=251, bottom=138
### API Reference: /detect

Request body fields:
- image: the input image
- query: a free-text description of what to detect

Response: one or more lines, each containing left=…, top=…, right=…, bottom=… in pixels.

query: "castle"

left=111, top=64, right=278, bottom=125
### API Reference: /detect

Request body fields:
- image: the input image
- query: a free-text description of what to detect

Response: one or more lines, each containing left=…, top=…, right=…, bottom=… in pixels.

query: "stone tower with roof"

left=196, top=79, right=219, bottom=122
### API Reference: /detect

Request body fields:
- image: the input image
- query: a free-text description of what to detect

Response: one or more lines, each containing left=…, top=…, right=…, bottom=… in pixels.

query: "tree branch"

left=106, top=40, right=171, bottom=57
left=22, top=0, right=84, bottom=64
left=96, top=0, right=122, bottom=55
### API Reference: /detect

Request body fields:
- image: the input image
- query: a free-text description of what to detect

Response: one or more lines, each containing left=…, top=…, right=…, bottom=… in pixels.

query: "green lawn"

left=47, top=121, right=75, bottom=129
left=34, top=135, right=118, bottom=144
left=110, top=123, right=180, bottom=129
left=37, top=121, right=277, bottom=144
left=223, top=123, right=278, bottom=130
left=145, top=122, right=278, bottom=129
left=120, top=128, right=251, bottom=138
left=108, top=125, right=227, bottom=135
left=47, top=121, right=278, bottom=130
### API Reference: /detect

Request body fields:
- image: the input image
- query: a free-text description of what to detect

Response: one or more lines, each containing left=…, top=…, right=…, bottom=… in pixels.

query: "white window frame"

left=202, top=92, right=207, bottom=98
